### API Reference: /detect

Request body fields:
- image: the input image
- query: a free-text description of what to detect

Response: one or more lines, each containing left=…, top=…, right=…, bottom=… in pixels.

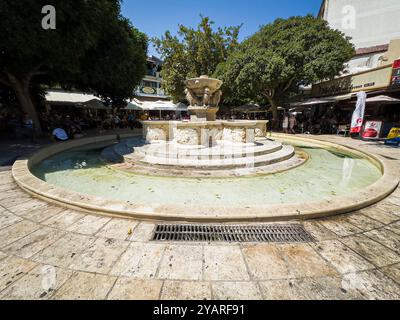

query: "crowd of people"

left=0, top=112, right=35, bottom=140
left=217, top=113, right=269, bottom=121
left=0, top=109, right=144, bottom=142
left=0, top=104, right=354, bottom=142
left=279, top=106, right=351, bottom=135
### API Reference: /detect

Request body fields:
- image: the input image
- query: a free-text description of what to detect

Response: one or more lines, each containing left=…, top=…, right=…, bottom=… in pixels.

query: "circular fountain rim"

left=11, top=134, right=399, bottom=222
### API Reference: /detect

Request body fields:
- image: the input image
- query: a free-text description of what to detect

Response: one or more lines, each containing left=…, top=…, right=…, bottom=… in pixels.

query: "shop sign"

left=390, top=59, right=400, bottom=88
left=312, top=65, right=393, bottom=97
left=142, top=87, right=156, bottom=95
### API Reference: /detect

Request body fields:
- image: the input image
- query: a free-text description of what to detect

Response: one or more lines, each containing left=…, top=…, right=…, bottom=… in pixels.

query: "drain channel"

left=152, top=224, right=315, bottom=243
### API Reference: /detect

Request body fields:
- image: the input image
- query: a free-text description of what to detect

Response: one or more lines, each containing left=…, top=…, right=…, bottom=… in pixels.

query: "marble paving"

left=0, top=137, right=399, bottom=300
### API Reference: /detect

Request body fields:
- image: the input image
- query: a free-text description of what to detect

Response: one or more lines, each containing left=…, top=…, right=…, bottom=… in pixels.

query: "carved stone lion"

left=203, top=87, right=211, bottom=106
left=185, top=87, right=222, bottom=107
left=210, top=90, right=222, bottom=107
left=185, top=88, right=201, bottom=106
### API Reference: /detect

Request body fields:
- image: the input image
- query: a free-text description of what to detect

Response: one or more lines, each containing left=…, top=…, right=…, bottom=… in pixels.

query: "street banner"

left=362, top=120, right=382, bottom=140
left=350, top=91, right=367, bottom=134
left=390, top=59, right=400, bottom=88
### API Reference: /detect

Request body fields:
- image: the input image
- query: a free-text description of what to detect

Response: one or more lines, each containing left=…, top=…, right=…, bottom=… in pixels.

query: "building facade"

left=135, top=56, right=169, bottom=102
left=290, top=0, right=400, bottom=138
left=314, top=0, right=400, bottom=95
left=319, top=0, right=400, bottom=50
left=319, top=0, right=400, bottom=75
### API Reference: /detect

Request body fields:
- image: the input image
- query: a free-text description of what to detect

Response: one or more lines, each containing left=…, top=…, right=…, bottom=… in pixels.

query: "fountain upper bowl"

left=185, top=75, right=223, bottom=93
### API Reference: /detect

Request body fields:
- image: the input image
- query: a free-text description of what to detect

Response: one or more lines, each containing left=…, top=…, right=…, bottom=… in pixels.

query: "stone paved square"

left=0, top=265, right=73, bottom=300
left=110, top=243, right=165, bottom=279
left=158, top=245, right=203, bottom=281
left=51, top=272, right=116, bottom=300
left=203, top=246, right=249, bottom=281
left=69, top=238, right=130, bottom=274
left=161, top=281, right=211, bottom=300
left=1, top=0, right=400, bottom=302
left=108, top=278, right=162, bottom=300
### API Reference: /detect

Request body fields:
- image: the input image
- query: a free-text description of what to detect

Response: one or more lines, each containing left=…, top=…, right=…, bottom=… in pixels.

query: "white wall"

left=345, top=52, right=386, bottom=74
left=323, top=0, right=400, bottom=49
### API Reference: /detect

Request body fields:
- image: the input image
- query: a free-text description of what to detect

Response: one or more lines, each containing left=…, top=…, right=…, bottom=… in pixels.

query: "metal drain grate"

left=152, top=224, right=315, bottom=243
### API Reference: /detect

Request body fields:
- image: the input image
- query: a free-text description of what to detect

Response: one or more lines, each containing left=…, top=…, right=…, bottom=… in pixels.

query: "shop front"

left=292, top=58, right=400, bottom=139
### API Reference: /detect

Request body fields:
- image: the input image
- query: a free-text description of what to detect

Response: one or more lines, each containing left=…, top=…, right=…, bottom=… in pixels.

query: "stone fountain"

left=142, top=75, right=269, bottom=146
left=185, top=75, right=223, bottom=122
left=114, top=75, right=300, bottom=177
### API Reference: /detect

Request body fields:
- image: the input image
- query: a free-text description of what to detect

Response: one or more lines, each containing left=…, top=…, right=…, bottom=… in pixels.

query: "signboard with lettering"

left=390, top=59, right=400, bottom=88
left=312, top=65, right=393, bottom=97
left=141, top=87, right=156, bottom=95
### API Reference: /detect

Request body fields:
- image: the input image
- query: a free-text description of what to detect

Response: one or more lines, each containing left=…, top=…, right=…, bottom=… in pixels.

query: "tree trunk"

left=266, top=96, right=279, bottom=131
left=8, top=75, right=43, bottom=137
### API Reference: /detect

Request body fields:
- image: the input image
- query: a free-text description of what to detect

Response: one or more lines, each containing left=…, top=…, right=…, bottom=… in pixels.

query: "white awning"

left=124, top=101, right=143, bottom=111
left=233, top=104, right=262, bottom=112
left=290, top=98, right=336, bottom=107
left=77, top=99, right=108, bottom=110
left=46, top=91, right=101, bottom=104
left=290, top=93, right=355, bottom=107
left=45, top=90, right=108, bottom=109
left=141, top=100, right=178, bottom=111
left=366, top=95, right=400, bottom=103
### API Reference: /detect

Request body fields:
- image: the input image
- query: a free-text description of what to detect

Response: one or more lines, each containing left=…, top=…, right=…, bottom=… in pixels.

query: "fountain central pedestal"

left=142, top=75, right=269, bottom=146
left=185, top=75, right=223, bottom=122
left=121, top=75, right=301, bottom=177
left=142, top=120, right=269, bottom=146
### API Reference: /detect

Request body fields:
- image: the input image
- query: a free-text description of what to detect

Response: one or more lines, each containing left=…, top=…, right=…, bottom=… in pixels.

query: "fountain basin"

left=143, top=120, right=269, bottom=145
left=11, top=134, right=399, bottom=222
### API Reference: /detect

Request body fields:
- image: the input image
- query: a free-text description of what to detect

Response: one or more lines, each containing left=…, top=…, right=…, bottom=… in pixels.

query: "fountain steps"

left=124, top=145, right=295, bottom=170
left=113, top=154, right=306, bottom=178
left=101, top=138, right=304, bottom=176
left=125, top=142, right=284, bottom=161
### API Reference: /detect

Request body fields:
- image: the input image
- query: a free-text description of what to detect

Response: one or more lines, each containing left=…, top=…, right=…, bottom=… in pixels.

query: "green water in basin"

left=31, top=140, right=382, bottom=207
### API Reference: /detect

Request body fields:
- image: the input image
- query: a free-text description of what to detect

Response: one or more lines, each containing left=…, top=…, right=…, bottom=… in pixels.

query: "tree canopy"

left=0, top=0, right=147, bottom=134
left=216, top=15, right=355, bottom=124
left=153, top=16, right=241, bottom=102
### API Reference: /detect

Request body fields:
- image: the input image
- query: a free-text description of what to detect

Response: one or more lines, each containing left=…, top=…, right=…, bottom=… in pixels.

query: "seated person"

left=52, top=126, right=69, bottom=142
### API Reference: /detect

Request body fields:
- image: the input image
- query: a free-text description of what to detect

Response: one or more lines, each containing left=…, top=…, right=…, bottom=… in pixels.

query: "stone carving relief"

left=222, top=128, right=247, bottom=143
left=175, top=128, right=199, bottom=145
left=146, top=127, right=167, bottom=142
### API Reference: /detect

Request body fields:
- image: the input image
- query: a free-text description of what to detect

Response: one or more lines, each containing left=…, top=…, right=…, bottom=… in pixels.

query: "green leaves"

left=153, top=16, right=241, bottom=102
left=217, top=15, right=355, bottom=116
left=0, top=0, right=147, bottom=106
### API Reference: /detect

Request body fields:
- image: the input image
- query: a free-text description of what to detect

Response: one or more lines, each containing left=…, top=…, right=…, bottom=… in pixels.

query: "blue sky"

left=121, top=0, right=323, bottom=56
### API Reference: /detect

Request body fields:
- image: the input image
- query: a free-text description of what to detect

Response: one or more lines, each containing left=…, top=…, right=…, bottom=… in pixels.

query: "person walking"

left=127, top=113, right=135, bottom=130
left=289, top=114, right=297, bottom=134
left=282, top=113, right=289, bottom=134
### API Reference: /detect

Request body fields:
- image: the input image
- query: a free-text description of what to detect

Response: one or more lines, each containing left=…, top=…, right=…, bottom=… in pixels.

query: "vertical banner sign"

left=350, top=91, right=367, bottom=134
left=390, top=59, right=400, bottom=88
